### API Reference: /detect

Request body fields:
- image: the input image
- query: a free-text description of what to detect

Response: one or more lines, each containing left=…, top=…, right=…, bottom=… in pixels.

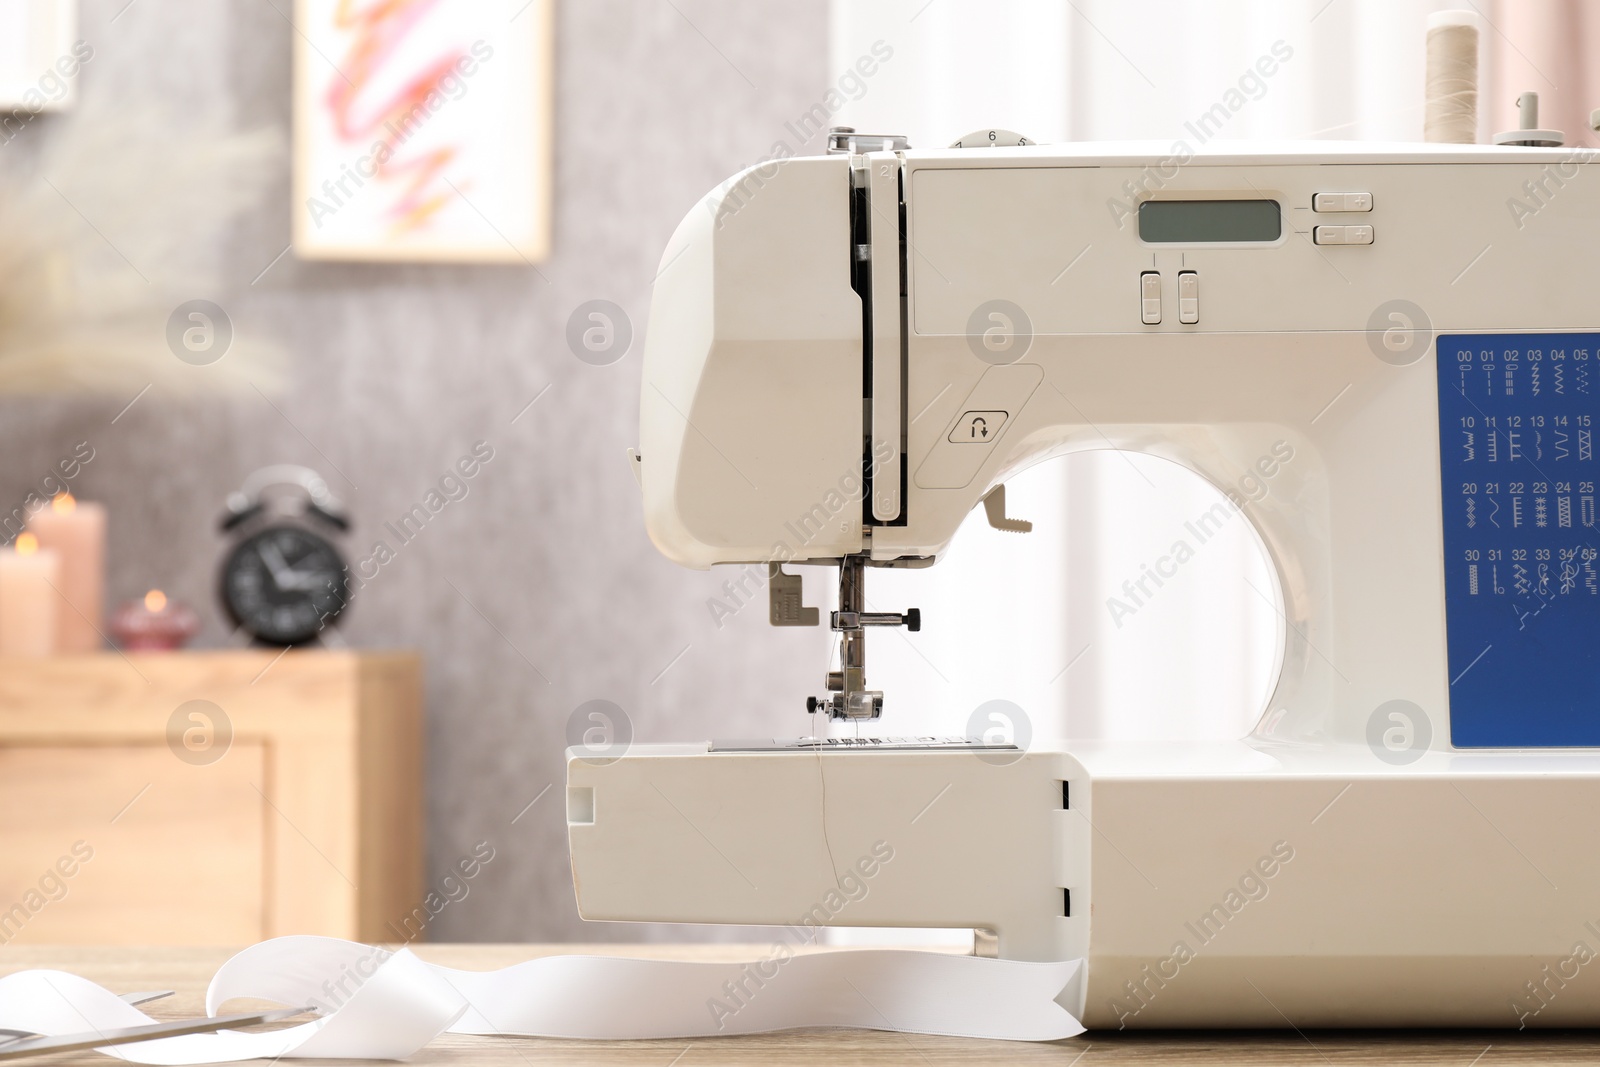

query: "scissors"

left=0, top=990, right=314, bottom=1060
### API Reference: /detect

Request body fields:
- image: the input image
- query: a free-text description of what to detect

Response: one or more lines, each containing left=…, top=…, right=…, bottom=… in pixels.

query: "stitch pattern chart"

left=1438, top=333, right=1600, bottom=746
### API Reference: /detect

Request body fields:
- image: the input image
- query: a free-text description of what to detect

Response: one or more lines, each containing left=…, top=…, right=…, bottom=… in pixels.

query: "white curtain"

left=829, top=0, right=1487, bottom=745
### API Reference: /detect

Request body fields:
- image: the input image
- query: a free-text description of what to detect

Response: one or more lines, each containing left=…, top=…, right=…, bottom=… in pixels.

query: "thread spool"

left=1425, top=10, right=1480, bottom=144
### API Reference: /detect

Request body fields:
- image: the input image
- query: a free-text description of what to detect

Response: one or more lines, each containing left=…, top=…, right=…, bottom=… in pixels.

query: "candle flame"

left=144, top=589, right=167, bottom=612
left=52, top=492, right=76, bottom=515
left=15, top=533, right=38, bottom=555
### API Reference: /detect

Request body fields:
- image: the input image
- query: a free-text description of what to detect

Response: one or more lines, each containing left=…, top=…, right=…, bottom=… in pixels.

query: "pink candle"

left=0, top=533, right=60, bottom=657
left=110, top=589, right=200, bottom=651
left=26, top=492, right=105, bottom=653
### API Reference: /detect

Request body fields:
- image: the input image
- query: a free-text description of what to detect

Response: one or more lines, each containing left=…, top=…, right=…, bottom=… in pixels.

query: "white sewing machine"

left=570, top=132, right=1600, bottom=1028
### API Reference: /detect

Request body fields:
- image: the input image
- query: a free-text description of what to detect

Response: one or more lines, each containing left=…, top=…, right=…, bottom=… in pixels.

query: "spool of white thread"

left=1425, top=10, right=1480, bottom=144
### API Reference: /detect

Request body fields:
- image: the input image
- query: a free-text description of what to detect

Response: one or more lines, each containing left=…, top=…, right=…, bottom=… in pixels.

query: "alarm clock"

left=218, top=465, right=351, bottom=645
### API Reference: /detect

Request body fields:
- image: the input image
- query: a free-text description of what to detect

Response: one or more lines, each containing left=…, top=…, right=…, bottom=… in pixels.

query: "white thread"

left=1425, top=11, right=1480, bottom=144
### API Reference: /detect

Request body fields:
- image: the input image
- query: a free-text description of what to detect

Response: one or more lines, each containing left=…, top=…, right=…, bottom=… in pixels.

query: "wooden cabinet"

left=0, top=651, right=422, bottom=945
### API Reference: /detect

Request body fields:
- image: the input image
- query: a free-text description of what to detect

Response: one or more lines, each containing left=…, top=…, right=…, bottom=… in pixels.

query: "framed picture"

left=292, top=0, right=552, bottom=263
left=0, top=0, right=79, bottom=112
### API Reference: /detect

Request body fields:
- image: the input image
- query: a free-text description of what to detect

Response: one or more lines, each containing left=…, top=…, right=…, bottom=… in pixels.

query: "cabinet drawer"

left=0, top=744, right=266, bottom=945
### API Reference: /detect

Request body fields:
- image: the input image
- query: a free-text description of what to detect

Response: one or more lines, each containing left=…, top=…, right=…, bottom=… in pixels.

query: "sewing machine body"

left=577, top=140, right=1600, bottom=1027
left=569, top=742, right=1600, bottom=1027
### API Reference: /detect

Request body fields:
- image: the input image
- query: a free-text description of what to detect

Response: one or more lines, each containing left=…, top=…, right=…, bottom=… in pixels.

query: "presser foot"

left=799, top=554, right=919, bottom=721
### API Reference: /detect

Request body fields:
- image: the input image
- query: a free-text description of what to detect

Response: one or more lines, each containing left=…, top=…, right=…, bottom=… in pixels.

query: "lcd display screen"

left=1138, top=199, right=1282, bottom=243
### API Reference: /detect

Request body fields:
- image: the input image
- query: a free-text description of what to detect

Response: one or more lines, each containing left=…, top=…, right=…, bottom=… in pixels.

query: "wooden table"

left=4, top=945, right=1600, bottom=1065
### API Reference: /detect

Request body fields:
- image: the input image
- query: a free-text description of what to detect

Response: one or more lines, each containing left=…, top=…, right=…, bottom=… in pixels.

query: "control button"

left=1177, top=271, right=1198, bottom=324
left=1140, top=271, right=1161, bottom=325
left=915, top=364, right=1043, bottom=490
left=1313, top=192, right=1373, bottom=212
left=949, top=410, right=1008, bottom=443
left=1313, top=224, right=1374, bottom=246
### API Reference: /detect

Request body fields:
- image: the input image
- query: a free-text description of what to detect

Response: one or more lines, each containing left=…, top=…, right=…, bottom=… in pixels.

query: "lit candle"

left=25, top=492, right=106, bottom=653
left=0, top=533, right=60, bottom=657
left=110, top=589, right=200, bottom=651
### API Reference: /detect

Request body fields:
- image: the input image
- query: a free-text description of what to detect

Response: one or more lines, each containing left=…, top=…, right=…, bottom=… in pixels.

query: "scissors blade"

left=118, top=991, right=175, bottom=1007
left=0, top=1006, right=311, bottom=1060
left=0, top=993, right=178, bottom=1045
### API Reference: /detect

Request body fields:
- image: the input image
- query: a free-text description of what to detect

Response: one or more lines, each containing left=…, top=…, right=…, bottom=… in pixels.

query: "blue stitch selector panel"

left=1437, top=333, right=1600, bottom=747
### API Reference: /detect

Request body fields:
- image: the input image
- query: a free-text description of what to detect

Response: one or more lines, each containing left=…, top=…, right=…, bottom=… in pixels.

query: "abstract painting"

left=293, top=0, right=552, bottom=263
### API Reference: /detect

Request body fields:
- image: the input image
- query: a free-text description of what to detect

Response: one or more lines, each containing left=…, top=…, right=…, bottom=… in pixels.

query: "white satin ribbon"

left=0, top=937, right=1083, bottom=1062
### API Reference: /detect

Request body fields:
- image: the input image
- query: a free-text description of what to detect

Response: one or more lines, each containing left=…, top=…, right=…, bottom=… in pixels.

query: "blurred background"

left=0, top=0, right=1590, bottom=945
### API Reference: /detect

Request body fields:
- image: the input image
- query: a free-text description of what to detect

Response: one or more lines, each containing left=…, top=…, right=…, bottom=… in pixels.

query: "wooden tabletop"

left=3, top=944, right=1599, bottom=1065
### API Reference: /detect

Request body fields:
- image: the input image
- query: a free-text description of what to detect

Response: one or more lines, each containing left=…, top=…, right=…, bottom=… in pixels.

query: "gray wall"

left=0, top=0, right=837, bottom=941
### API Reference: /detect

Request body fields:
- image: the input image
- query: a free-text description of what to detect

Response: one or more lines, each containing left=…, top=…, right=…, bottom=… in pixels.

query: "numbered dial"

left=220, top=524, right=348, bottom=645
left=949, top=128, right=1034, bottom=149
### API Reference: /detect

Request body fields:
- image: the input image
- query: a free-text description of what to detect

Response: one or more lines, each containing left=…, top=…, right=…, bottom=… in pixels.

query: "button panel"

left=1313, top=224, right=1374, bottom=246
left=1177, top=271, right=1198, bottom=324
left=948, top=410, right=1008, bottom=443
left=1313, top=191, right=1373, bottom=212
left=1140, top=271, right=1161, bottom=324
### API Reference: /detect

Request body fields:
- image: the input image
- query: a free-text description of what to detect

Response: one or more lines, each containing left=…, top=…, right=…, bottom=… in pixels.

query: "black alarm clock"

left=218, top=466, right=351, bottom=646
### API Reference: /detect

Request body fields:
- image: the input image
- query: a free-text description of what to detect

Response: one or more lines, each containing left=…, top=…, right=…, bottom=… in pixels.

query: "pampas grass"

left=0, top=102, right=286, bottom=394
